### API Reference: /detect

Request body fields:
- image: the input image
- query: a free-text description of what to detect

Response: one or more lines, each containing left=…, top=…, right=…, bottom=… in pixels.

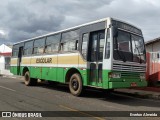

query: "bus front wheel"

left=69, top=73, right=83, bottom=96
left=24, top=71, right=37, bottom=86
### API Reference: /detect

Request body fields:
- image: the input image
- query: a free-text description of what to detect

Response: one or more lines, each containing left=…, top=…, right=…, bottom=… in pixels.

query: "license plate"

left=131, top=82, right=137, bottom=87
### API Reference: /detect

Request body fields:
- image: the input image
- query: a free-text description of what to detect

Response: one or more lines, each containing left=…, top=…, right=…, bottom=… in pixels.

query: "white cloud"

left=0, top=29, right=8, bottom=39
left=0, top=30, right=5, bottom=36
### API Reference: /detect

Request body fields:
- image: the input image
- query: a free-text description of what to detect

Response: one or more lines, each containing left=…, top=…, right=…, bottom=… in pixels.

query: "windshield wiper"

left=133, top=40, right=142, bottom=63
left=135, top=46, right=142, bottom=63
left=115, top=49, right=126, bottom=62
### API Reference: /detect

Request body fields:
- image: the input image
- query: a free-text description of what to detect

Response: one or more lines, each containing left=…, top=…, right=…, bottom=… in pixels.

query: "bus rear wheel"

left=69, top=73, right=83, bottom=96
left=24, top=71, right=37, bottom=86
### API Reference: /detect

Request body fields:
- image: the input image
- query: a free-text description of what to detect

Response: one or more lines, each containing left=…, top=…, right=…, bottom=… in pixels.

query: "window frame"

left=12, top=44, right=19, bottom=57
left=33, top=37, right=46, bottom=55
left=105, top=28, right=111, bottom=59
left=60, top=29, right=80, bottom=52
left=44, top=34, right=61, bottom=54
left=23, top=40, right=34, bottom=56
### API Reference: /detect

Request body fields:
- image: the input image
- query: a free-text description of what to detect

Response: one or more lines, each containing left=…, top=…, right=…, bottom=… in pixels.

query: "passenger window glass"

left=69, top=41, right=76, bottom=51
left=61, top=29, right=79, bottom=52
left=63, top=42, right=69, bottom=51
left=12, top=44, right=19, bottom=57
left=33, top=38, right=45, bottom=54
left=61, top=29, right=79, bottom=42
left=24, top=41, right=33, bottom=55
left=98, top=32, right=105, bottom=60
left=82, top=33, right=88, bottom=59
left=45, top=45, right=52, bottom=53
left=45, top=34, right=60, bottom=53
left=91, top=33, right=98, bottom=61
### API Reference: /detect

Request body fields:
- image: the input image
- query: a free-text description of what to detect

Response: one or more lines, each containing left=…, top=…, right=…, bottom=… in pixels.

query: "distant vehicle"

left=10, top=17, right=147, bottom=96
left=146, top=52, right=160, bottom=86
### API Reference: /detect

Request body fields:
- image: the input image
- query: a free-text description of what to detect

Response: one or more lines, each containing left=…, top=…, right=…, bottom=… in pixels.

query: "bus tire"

left=69, top=73, right=83, bottom=96
left=24, top=71, right=37, bottom=86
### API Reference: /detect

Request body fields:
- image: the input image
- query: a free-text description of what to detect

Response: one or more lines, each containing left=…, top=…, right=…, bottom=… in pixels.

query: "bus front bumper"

left=108, top=81, right=147, bottom=89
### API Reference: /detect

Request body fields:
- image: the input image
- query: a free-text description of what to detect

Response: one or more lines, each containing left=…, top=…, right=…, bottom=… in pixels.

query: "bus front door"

left=17, top=47, right=23, bottom=75
left=89, top=30, right=105, bottom=87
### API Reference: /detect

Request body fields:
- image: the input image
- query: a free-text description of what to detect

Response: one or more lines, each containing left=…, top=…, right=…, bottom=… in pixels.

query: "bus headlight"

left=109, top=72, right=121, bottom=78
left=140, top=73, right=145, bottom=80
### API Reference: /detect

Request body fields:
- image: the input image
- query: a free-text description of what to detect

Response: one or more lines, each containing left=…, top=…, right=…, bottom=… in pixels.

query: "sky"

left=0, top=0, right=160, bottom=45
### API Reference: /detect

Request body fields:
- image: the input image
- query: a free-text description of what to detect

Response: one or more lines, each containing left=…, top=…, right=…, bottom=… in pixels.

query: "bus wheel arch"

left=65, top=68, right=83, bottom=96
left=65, top=68, right=82, bottom=83
left=23, top=67, right=29, bottom=76
left=23, top=67, right=37, bottom=86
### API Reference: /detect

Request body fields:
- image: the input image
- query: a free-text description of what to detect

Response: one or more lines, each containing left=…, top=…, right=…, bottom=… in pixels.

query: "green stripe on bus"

left=10, top=66, right=146, bottom=89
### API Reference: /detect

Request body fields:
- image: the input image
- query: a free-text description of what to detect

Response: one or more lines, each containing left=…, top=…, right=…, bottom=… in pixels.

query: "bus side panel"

left=30, top=66, right=41, bottom=79
left=57, top=68, right=64, bottom=83
left=102, top=69, right=111, bottom=89
left=10, top=66, right=17, bottom=75
left=78, top=55, right=87, bottom=85
left=41, top=55, right=58, bottom=81
left=41, top=67, right=48, bottom=80
left=79, top=69, right=88, bottom=86
left=10, top=58, right=18, bottom=75
left=20, top=66, right=24, bottom=75
left=42, top=67, right=57, bottom=81
left=57, top=53, right=79, bottom=83
left=29, top=57, right=41, bottom=79
left=21, top=57, right=32, bottom=75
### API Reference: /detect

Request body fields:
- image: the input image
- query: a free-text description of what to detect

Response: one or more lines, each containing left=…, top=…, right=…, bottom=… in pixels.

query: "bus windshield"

left=113, top=30, right=146, bottom=63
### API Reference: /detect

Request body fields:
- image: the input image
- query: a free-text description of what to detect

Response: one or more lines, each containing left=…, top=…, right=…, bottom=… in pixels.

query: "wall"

left=0, top=56, right=5, bottom=74
left=146, top=40, right=160, bottom=52
left=146, top=40, right=160, bottom=84
left=0, top=56, right=12, bottom=75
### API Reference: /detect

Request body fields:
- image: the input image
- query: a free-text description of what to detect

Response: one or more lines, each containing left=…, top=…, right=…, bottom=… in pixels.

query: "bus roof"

left=13, top=17, right=141, bottom=45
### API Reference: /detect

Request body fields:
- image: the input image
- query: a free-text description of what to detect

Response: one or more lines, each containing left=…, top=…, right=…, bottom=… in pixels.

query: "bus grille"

left=121, top=72, right=140, bottom=79
left=113, top=63, right=146, bottom=72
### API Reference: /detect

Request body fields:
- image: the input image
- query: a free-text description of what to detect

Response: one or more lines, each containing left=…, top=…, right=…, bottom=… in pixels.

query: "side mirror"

left=75, top=40, right=78, bottom=50
left=113, top=26, right=118, bottom=37
left=157, top=53, right=159, bottom=58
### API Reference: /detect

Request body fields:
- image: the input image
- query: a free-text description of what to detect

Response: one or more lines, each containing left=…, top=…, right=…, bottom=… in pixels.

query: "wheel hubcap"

left=71, top=79, right=79, bottom=91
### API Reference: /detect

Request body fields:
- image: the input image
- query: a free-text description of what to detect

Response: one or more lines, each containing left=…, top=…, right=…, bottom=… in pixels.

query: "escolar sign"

left=36, top=58, right=52, bottom=63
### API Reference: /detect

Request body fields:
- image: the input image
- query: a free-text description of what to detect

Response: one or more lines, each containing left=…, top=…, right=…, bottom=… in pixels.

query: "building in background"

left=145, top=37, right=160, bottom=86
left=0, top=44, right=12, bottom=75
left=145, top=37, right=160, bottom=52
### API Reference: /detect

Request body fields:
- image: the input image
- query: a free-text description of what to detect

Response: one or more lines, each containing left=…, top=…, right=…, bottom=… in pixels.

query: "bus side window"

left=24, top=41, right=33, bottom=55
left=33, top=38, right=45, bottom=54
left=62, top=40, right=78, bottom=51
left=12, top=44, right=19, bottom=57
left=98, top=32, right=105, bottom=61
left=82, top=33, right=89, bottom=59
left=45, top=34, right=60, bottom=53
left=62, top=42, right=70, bottom=51
left=61, top=29, right=79, bottom=52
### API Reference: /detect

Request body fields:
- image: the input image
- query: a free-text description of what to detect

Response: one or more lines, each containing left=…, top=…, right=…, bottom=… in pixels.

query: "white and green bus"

left=10, top=17, right=147, bottom=96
